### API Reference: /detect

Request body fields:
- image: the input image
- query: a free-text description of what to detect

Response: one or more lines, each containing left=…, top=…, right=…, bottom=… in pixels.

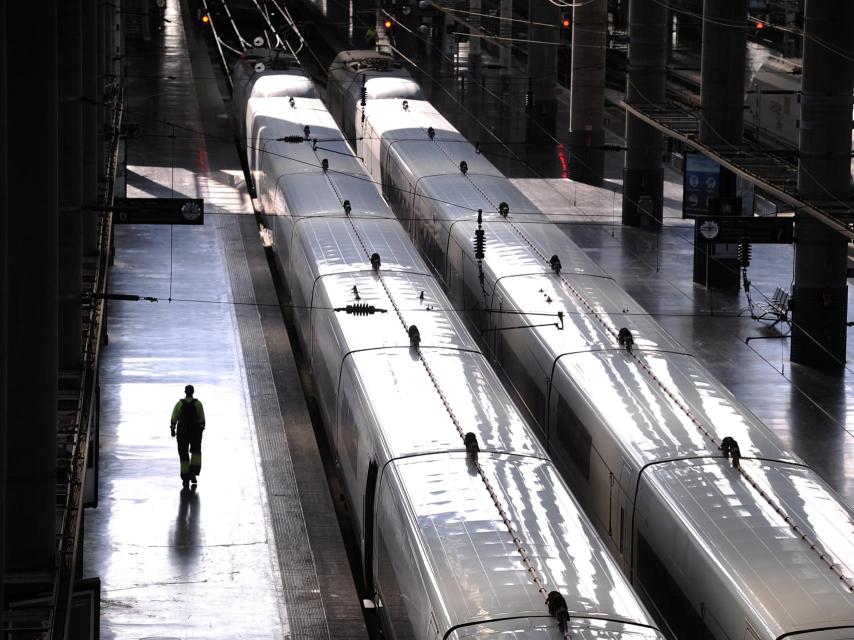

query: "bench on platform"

left=754, top=286, right=790, bottom=326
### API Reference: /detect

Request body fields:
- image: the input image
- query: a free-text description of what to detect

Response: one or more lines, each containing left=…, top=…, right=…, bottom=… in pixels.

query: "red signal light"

left=755, top=20, right=765, bottom=30
left=383, top=18, right=393, bottom=29
left=561, top=17, right=570, bottom=28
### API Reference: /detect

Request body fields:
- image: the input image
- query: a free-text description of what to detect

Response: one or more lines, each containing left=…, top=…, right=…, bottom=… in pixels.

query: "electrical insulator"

left=525, top=89, right=535, bottom=113
left=474, top=229, right=485, bottom=261
left=737, top=242, right=752, bottom=267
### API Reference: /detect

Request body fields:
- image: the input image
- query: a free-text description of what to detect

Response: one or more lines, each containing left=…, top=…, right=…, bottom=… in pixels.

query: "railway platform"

left=80, top=1, right=366, bottom=638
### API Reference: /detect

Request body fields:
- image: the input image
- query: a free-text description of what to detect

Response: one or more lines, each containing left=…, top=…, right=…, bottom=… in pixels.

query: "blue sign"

left=683, top=152, right=721, bottom=218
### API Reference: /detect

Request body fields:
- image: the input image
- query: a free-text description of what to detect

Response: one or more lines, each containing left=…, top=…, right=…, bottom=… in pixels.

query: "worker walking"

left=170, top=384, right=206, bottom=490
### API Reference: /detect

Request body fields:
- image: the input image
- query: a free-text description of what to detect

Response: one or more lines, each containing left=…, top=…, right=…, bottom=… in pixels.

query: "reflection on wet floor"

left=170, top=489, right=202, bottom=569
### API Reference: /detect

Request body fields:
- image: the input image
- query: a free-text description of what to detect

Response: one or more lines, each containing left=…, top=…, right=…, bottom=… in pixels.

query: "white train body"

left=233, top=55, right=665, bottom=640
left=326, top=50, right=854, bottom=640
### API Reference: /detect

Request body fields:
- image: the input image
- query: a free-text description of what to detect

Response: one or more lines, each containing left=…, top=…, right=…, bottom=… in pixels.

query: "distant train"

left=232, top=50, right=666, bottom=640
left=327, top=49, right=854, bottom=640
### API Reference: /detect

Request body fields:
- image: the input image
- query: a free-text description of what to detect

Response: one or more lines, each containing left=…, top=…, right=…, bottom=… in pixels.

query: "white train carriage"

left=234, top=56, right=666, bottom=640
left=326, top=50, right=854, bottom=640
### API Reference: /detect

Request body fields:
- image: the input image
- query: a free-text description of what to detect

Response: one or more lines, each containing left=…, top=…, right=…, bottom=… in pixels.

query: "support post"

left=622, top=0, right=667, bottom=226
left=5, top=1, right=58, bottom=586
left=693, top=0, right=748, bottom=289
left=499, top=0, right=511, bottom=73
left=469, top=0, right=482, bottom=71
left=791, top=0, right=854, bottom=370
left=59, top=0, right=84, bottom=371
left=82, top=0, right=100, bottom=254
left=527, top=0, right=559, bottom=138
left=0, top=1, right=7, bottom=629
left=569, top=0, right=607, bottom=184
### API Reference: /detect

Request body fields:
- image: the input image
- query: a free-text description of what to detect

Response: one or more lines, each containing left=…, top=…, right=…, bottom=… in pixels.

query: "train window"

left=554, top=394, right=591, bottom=481
left=636, top=534, right=710, bottom=640
left=376, top=527, right=417, bottom=640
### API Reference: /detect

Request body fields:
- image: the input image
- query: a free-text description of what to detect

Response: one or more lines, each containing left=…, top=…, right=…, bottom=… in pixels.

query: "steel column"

left=499, top=0, right=511, bottom=72
left=791, top=0, right=854, bottom=370
left=622, top=0, right=667, bottom=226
left=59, top=0, right=84, bottom=371
left=5, top=1, right=58, bottom=580
left=526, top=0, right=559, bottom=137
left=569, top=0, right=607, bottom=184
left=693, top=0, right=748, bottom=288
left=82, top=0, right=100, bottom=254
left=0, top=0, right=7, bottom=629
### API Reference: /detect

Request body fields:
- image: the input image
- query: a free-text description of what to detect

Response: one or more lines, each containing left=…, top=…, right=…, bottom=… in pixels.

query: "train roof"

left=248, top=68, right=666, bottom=640
left=387, top=453, right=663, bottom=638
left=246, top=97, right=391, bottom=216
left=330, top=50, right=423, bottom=101
left=364, top=100, right=799, bottom=465
left=641, top=458, right=854, bottom=637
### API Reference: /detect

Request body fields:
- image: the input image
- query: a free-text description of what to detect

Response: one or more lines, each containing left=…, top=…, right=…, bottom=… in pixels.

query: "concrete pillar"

left=0, top=1, right=7, bottom=628
left=469, top=0, right=482, bottom=71
left=791, top=0, right=854, bottom=370
left=693, top=0, right=748, bottom=288
left=526, top=0, right=560, bottom=138
left=499, top=0, right=511, bottom=72
left=6, top=1, right=58, bottom=579
left=568, top=0, right=606, bottom=184
left=622, top=0, right=667, bottom=226
left=674, top=0, right=702, bottom=50
left=82, top=0, right=100, bottom=255
left=323, top=0, right=348, bottom=28
left=97, top=1, right=107, bottom=197
left=59, top=0, right=84, bottom=371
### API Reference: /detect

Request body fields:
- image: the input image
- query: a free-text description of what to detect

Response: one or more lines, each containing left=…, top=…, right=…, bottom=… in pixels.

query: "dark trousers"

left=176, top=424, right=203, bottom=481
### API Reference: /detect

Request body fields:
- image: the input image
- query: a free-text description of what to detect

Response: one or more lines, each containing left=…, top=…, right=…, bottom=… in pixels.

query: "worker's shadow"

left=170, top=488, right=201, bottom=567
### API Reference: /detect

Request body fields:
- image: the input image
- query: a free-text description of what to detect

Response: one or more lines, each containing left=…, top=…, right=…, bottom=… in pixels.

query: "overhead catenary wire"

left=132, top=3, right=854, bottom=377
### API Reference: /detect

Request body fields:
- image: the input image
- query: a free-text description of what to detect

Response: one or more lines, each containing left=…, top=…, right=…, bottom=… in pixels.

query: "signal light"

left=383, top=18, right=393, bottom=29
left=201, top=13, right=209, bottom=24
left=561, top=16, right=570, bottom=29
left=755, top=20, right=765, bottom=30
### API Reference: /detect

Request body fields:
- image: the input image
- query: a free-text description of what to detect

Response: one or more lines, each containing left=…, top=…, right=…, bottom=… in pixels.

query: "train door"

left=364, top=459, right=379, bottom=596
left=609, top=461, right=631, bottom=559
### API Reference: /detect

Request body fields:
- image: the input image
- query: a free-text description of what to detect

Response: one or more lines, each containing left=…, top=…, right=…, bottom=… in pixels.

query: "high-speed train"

left=232, top=50, right=666, bottom=640
left=326, top=50, right=854, bottom=640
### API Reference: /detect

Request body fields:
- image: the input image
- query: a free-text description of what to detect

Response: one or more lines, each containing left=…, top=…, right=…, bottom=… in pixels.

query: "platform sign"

left=683, top=152, right=721, bottom=218
left=113, top=197, right=204, bottom=225
left=694, top=215, right=794, bottom=244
